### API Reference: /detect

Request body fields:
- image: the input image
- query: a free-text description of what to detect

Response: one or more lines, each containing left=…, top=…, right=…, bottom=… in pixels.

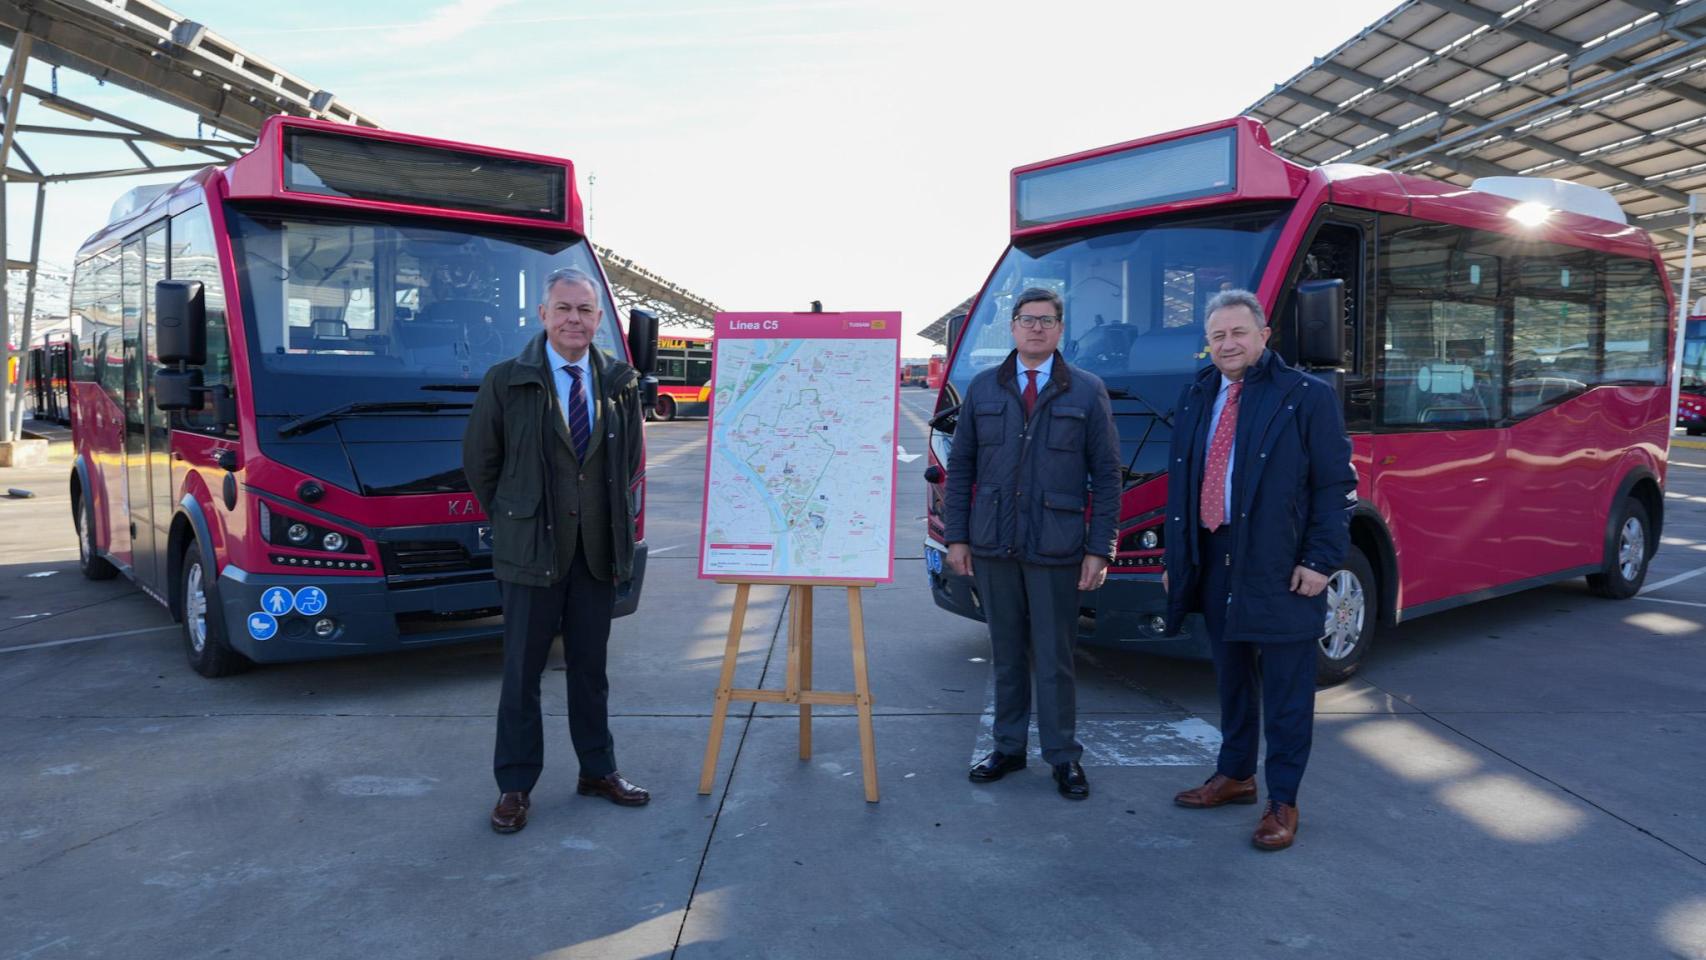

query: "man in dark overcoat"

left=1161, top=288, right=1355, bottom=850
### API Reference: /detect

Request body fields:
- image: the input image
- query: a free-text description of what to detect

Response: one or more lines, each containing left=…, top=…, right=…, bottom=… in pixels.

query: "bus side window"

left=1375, top=220, right=1507, bottom=429
left=170, top=206, right=234, bottom=435
left=1602, top=257, right=1668, bottom=386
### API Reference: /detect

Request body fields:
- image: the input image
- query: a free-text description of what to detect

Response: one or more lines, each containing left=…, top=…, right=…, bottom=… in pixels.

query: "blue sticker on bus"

left=293, top=586, right=328, bottom=616
left=246, top=611, right=278, bottom=641
left=260, top=586, right=294, bottom=617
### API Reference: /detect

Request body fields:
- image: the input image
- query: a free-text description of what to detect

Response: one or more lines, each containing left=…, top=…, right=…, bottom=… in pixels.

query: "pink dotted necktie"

left=1022, top=369, right=1038, bottom=418
left=1199, top=379, right=1243, bottom=531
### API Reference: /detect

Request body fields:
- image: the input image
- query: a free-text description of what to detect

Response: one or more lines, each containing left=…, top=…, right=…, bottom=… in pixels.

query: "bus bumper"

left=217, top=542, right=649, bottom=663
left=922, top=547, right=1207, bottom=659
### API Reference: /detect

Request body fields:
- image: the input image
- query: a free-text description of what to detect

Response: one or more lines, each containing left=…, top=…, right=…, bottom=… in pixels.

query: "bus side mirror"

left=156, top=279, right=207, bottom=366
left=627, top=307, right=658, bottom=375
left=640, top=374, right=659, bottom=416
left=947, top=312, right=966, bottom=353
left=155, top=367, right=205, bottom=411
left=1295, top=279, right=1345, bottom=369
left=928, top=403, right=959, bottom=436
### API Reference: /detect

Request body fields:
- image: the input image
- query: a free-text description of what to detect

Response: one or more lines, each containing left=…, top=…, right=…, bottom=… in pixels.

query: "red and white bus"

left=68, top=117, right=657, bottom=677
left=924, top=116, right=1673, bottom=684
left=650, top=333, right=711, bottom=420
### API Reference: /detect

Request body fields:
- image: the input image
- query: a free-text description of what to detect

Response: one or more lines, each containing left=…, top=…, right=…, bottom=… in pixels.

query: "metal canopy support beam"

left=22, top=83, right=237, bottom=163
left=1574, top=3, right=1706, bottom=72
left=7, top=180, right=43, bottom=439
left=0, top=34, right=28, bottom=444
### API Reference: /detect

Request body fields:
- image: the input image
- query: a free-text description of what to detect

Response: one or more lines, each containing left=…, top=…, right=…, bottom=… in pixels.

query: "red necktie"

left=1199, top=379, right=1243, bottom=531
left=1022, top=369, right=1038, bottom=418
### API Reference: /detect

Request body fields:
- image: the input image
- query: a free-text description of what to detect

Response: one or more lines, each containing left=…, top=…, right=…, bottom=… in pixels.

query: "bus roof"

left=1011, top=115, right=1659, bottom=262
left=75, top=116, right=587, bottom=261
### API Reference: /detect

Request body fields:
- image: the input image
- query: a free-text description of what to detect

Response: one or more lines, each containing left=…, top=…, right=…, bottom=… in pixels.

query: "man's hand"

left=1079, top=555, right=1109, bottom=592
left=1290, top=565, right=1329, bottom=597
left=946, top=543, right=974, bottom=578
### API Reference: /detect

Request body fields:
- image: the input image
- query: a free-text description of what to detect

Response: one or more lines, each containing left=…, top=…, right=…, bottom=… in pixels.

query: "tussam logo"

left=448, top=498, right=478, bottom=517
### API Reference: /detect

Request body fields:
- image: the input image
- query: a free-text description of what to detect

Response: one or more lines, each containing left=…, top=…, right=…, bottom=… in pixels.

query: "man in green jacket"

left=463, top=267, right=649, bottom=835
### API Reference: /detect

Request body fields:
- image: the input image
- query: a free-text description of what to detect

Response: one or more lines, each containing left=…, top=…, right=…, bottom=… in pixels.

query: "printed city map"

left=699, top=314, right=899, bottom=582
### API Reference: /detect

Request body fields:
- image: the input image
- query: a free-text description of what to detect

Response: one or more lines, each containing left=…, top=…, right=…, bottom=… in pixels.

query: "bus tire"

left=655, top=395, right=677, bottom=422
left=76, top=492, right=118, bottom=581
left=1316, top=545, right=1377, bottom=687
left=180, top=540, right=250, bottom=678
left=1587, top=497, right=1651, bottom=600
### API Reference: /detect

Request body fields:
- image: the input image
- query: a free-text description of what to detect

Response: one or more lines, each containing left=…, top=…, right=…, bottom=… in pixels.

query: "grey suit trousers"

left=973, top=557, right=1083, bottom=765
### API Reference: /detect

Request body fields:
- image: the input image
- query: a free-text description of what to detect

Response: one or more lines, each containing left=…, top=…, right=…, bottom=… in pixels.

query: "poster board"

left=697, top=312, right=901, bottom=583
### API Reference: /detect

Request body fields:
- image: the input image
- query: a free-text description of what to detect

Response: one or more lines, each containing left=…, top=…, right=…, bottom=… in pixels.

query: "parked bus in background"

left=900, top=361, right=931, bottom=387
left=651, top=332, right=711, bottom=420
left=923, top=116, right=1673, bottom=685
left=68, top=117, right=658, bottom=678
left=925, top=355, right=945, bottom=390
left=1677, top=310, right=1706, bottom=434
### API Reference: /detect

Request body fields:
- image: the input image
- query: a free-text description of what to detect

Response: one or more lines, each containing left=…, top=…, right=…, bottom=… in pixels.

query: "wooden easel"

left=698, top=580, right=880, bottom=803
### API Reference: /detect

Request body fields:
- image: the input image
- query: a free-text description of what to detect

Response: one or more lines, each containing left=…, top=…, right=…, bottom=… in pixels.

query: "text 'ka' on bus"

left=923, top=116, right=1675, bottom=685
left=68, top=117, right=659, bottom=677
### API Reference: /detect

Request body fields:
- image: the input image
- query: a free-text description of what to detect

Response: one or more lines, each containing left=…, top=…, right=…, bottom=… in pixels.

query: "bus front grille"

left=381, top=539, right=493, bottom=586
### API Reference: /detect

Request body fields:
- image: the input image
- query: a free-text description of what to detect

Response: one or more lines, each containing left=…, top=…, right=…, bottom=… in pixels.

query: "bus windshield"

left=226, top=208, right=620, bottom=417
left=1684, top=318, right=1706, bottom=391
left=945, top=205, right=1287, bottom=482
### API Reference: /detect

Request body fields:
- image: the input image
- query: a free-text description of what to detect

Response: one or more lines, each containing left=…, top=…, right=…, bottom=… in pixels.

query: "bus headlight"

left=1139, top=529, right=1159, bottom=550
left=287, top=523, right=311, bottom=544
left=322, top=532, right=345, bottom=552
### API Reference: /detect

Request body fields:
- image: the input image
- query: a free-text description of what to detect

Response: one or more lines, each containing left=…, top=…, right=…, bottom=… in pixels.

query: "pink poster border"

left=696, top=312, right=902, bottom=584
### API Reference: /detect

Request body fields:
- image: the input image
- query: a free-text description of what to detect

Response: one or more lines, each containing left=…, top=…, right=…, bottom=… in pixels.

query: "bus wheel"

left=76, top=494, right=117, bottom=581
left=1316, top=546, right=1377, bottom=687
left=656, top=395, right=677, bottom=422
left=1587, top=498, right=1651, bottom=600
left=181, top=541, right=250, bottom=678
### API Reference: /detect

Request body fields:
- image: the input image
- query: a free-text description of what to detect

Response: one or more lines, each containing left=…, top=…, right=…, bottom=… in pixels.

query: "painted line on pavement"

left=1639, top=564, right=1706, bottom=595
left=0, top=624, right=175, bottom=654
left=971, top=675, right=1220, bottom=767
left=1635, top=595, right=1706, bottom=610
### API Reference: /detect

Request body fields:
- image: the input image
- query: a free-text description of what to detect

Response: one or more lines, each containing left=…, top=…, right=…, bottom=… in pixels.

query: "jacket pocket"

left=492, top=490, right=544, bottom=567
left=1046, top=405, right=1086, bottom=450
left=970, top=485, right=1004, bottom=551
left=974, top=401, right=1006, bottom=446
left=1036, top=489, right=1088, bottom=558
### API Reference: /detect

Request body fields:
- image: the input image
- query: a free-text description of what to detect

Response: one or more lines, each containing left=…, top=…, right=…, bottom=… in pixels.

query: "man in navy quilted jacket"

left=942, top=287, right=1121, bottom=801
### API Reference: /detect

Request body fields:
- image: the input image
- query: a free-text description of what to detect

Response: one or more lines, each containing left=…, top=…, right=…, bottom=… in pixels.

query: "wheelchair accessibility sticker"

left=246, top=612, right=278, bottom=641
left=293, top=586, right=328, bottom=616
left=260, top=586, right=294, bottom=617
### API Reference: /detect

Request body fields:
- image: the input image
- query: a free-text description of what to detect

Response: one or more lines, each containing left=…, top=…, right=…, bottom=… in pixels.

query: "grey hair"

left=541, top=267, right=599, bottom=302
left=1204, top=288, right=1266, bottom=327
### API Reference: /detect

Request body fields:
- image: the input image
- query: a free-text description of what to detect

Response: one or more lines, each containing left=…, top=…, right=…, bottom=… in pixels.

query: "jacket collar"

left=510, top=333, right=636, bottom=392
left=995, top=349, right=1072, bottom=390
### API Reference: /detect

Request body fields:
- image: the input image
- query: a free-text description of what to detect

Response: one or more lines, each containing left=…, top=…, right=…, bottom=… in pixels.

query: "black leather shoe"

left=1053, top=762, right=1089, bottom=800
left=968, top=751, right=1026, bottom=782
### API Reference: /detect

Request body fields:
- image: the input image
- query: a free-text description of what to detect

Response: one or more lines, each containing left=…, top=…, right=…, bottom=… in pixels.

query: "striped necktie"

left=565, top=364, right=590, bottom=461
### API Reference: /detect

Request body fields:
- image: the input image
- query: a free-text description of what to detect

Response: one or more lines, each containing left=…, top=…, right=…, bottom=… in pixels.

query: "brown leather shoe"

left=1252, top=801, right=1299, bottom=851
left=490, top=791, right=530, bottom=834
left=577, top=771, right=650, bottom=807
left=1173, top=773, right=1258, bottom=808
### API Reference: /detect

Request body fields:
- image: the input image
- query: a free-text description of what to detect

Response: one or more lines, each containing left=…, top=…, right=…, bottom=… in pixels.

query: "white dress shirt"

left=545, top=341, right=596, bottom=432
left=1014, top=352, right=1055, bottom=396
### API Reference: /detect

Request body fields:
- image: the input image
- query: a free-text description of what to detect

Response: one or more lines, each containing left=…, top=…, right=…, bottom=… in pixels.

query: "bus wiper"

left=279, top=400, right=473, bottom=437
left=1103, top=387, right=1174, bottom=427
left=420, top=383, right=482, bottom=392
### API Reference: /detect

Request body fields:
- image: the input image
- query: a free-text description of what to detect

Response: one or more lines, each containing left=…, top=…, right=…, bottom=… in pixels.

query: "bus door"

left=1370, top=217, right=1507, bottom=607
left=144, top=225, right=173, bottom=594
left=120, top=224, right=171, bottom=596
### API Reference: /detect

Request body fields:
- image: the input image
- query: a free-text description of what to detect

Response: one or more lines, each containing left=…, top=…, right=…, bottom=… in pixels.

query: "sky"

left=2, top=0, right=1401, bottom=357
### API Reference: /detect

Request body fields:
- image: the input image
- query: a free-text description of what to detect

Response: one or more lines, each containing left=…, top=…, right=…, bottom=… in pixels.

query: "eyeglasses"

left=1013, top=315, right=1061, bottom=329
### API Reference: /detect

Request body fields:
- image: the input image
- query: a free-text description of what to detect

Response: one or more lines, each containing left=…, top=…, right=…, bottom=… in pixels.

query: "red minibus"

left=924, top=116, right=1673, bottom=684
left=68, top=117, right=658, bottom=677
